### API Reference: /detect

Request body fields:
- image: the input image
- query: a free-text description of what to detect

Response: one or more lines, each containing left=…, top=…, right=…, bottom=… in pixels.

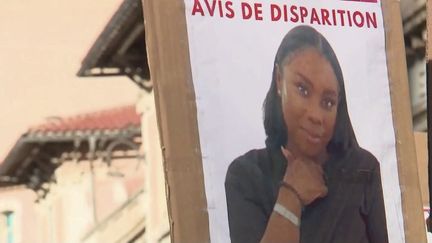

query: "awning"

left=77, top=0, right=152, bottom=91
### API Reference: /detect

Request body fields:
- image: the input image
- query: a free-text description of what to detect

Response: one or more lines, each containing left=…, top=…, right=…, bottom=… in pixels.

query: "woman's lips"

left=301, top=127, right=323, bottom=145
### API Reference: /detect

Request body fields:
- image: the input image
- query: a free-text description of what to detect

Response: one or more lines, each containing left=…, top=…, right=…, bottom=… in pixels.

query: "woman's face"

left=277, top=47, right=339, bottom=160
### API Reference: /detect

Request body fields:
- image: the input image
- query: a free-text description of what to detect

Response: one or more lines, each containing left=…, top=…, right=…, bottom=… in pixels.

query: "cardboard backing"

left=142, top=0, right=427, bottom=242
left=382, top=0, right=426, bottom=241
left=141, top=0, right=210, bottom=242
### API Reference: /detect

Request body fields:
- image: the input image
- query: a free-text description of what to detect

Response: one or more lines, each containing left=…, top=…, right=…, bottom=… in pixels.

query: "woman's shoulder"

left=348, top=146, right=380, bottom=171
left=226, top=148, right=270, bottom=179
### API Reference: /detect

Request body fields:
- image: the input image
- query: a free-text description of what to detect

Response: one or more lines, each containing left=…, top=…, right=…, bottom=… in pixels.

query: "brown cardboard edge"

left=382, top=0, right=427, bottom=242
left=141, top=0, right=210, bottom=242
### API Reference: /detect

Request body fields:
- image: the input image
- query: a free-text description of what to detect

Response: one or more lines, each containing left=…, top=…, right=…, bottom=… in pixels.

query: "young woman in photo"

left=225, top=25, right=389, bottom=243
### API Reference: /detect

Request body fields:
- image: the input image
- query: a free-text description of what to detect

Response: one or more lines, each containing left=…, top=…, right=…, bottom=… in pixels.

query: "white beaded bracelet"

left=273, top=203, right=300, bottom=227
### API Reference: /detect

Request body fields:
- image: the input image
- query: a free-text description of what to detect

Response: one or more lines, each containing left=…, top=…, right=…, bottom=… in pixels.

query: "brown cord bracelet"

left=279, top=181, right=304, bottom=206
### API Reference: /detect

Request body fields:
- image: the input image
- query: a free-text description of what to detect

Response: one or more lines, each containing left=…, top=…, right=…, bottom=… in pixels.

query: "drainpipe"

left=88, top=136, right=98, bottom=224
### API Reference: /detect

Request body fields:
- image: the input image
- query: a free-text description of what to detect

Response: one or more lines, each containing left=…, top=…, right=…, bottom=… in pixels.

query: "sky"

left=0, top=0, right=140, bottom=159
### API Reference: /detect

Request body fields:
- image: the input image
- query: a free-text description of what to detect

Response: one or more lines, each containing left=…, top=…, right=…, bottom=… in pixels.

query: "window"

left=0, top=211, right=14, bottom=243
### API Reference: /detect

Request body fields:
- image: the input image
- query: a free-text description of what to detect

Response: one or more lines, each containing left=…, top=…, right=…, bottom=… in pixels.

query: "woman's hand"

left=281, top=147, right=328, bottom=206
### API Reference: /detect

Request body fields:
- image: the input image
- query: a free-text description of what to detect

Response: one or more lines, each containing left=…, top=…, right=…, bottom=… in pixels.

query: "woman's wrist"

left=276, top=182, right=302, bottom=218
left=279, top=181, right=303, bottom=205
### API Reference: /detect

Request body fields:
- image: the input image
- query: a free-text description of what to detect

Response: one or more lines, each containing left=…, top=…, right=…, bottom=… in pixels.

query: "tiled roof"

left=28, top=105, right=140, bottom=134
left=0, top=105, right=141, bottom=188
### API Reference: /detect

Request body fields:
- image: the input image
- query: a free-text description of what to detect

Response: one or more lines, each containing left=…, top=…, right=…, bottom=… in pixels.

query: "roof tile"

left=28, top=105, right=140, bottom=134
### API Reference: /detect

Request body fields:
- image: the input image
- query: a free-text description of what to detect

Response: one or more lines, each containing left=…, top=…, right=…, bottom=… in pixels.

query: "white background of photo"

left=184, top=0, right=404, bottom=242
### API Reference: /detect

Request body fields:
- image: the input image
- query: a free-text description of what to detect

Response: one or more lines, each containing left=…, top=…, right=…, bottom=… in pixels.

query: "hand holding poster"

left=142, top=0, right=427, bottom=242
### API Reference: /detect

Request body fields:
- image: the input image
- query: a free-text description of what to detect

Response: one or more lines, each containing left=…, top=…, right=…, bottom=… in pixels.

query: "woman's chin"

left=298, top=145, right=326, bottom=161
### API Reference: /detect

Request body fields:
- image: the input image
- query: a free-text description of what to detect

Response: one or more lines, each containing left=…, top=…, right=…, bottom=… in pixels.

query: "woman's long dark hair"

left=263, top=25, right=358, bottom=154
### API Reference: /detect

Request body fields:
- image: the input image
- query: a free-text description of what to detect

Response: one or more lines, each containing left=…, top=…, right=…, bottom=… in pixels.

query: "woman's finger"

left=281, top=146, right=295, bottom=162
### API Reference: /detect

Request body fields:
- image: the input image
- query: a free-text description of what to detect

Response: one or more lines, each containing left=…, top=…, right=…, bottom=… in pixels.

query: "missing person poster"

left=182, top=0, right=403, bottom=242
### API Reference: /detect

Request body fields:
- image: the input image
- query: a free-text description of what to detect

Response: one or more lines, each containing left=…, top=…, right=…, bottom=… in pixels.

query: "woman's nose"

left=306, top=104, right=324, bottom=125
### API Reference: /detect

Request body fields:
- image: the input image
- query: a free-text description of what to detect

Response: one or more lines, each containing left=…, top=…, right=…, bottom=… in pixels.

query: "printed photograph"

left=224, top=25, right=388, bottom=243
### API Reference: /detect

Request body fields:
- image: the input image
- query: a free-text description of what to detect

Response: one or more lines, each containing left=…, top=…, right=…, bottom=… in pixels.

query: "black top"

left=225, top=146, right=389, bottom=243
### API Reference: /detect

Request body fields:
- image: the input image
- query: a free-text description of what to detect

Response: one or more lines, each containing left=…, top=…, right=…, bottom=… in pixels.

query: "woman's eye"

left=322, top=98, right=336, bottom=110
left=297, top=84, right=308, bottom=96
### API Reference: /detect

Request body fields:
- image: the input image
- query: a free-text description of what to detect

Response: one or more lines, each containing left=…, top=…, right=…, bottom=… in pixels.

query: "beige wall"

left=79, top=88, right=171, bottom=243
left=0, top=187, right=38, bottom=243
left=138, top=91, right=170, bottom=243
left=82, top=189, right=146, bottom=243
left=0, top=154, right=145, bottom=243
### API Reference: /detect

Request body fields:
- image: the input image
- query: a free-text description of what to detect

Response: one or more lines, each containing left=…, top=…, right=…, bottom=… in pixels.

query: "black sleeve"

left=225, top=159, right=271, bottom=243
left=363, top=159, right=389, bottom=243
